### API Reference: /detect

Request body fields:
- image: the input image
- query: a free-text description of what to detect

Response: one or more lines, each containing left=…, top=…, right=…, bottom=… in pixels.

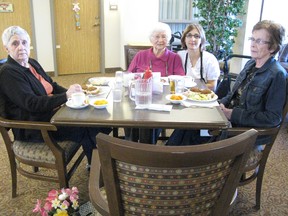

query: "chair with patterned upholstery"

left=0, top=114, right=85, bottom=198
left=89, top=130, right=258, bottom=216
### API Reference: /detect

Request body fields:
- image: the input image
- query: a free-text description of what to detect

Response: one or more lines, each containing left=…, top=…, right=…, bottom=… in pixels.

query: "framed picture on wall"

left=0, top=3, right=13, bottom=13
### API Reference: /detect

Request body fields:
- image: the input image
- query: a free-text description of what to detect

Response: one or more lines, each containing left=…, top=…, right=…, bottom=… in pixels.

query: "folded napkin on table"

left=135, top=104, right=173, bottom=112
left=181, top=100, right=219, bottom=108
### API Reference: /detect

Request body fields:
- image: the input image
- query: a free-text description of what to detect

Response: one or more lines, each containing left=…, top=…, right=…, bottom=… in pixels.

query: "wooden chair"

left=124, top=45, right=152, bottom=69
left=0, top=116, right=85, bottom=198
left=89, top=130, right=258, bottom=216
left=221, top=99, right=287, bottom=210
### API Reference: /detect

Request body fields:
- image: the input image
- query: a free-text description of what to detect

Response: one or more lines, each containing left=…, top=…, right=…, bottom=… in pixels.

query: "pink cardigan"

left=127, top=48, right=185, bottom=77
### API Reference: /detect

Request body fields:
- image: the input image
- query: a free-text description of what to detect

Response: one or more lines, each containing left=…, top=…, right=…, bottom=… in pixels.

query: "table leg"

left=139, top=129, right=157, bottom=144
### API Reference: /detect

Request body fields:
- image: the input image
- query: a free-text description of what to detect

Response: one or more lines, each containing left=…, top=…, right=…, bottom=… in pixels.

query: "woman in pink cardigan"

left=128, top=22, right=185, bottom=77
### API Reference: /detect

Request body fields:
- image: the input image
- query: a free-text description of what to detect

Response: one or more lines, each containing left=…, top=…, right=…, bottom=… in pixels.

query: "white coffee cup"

left=70, top=92, right=86, bottom=107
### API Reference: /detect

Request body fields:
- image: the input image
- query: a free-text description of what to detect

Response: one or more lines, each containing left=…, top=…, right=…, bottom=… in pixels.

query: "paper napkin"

left=181, top=100, right=219, bottom=108
left=135, top=104, right=173, bottom=112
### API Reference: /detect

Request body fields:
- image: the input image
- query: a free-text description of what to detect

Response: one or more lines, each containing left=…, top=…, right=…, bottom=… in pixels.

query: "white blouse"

left=177, top=50, right=220, bottom=82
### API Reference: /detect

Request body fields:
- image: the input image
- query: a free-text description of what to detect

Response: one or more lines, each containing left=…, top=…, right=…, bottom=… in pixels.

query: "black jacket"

left=0, top=56, right=67, bottom=140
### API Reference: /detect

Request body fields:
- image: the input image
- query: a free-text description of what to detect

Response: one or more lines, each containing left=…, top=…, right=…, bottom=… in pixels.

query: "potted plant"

left=193, top=0, right=247, bottom=59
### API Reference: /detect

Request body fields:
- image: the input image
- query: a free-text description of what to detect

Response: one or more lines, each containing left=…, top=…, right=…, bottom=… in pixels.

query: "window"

left=159, top=0, right=199, bottom=38
left=159, top=0, right=198, bottom=23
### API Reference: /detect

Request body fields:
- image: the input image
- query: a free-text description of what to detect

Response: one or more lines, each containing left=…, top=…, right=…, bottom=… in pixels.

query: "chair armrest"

left=0, top=116, right=57, bottom=131
left=0, top=116, right=64, bottom=155
left=210, top=126, right=280, bottom=138
left=226, top=126, right=280, bottom=137
left=89, top=149, right=109, bottom=216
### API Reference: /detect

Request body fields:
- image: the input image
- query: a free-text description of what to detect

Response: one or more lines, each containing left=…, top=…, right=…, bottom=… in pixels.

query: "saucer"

left=66, top=100, right=89, bottom=109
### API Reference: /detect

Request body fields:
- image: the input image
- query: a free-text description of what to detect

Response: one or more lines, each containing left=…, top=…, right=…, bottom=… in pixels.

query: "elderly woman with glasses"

left=127, top=22, right=185, bottom=77
left=178, top=23, right=220, bottom=91
left=219, top=20, right=286, bottom=129
left=167, top=20, right=287, bottom=146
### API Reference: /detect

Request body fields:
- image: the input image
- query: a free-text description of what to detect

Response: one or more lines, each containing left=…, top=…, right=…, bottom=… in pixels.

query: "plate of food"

left=165, top=94, right=187, bottom=104
left=88, top=77, right=110, bottom=86
left=183, top=87, right=218, bottom=102
left=89, top=99, right=108, bottom=109
left=81, top=84, right=106, bottom=96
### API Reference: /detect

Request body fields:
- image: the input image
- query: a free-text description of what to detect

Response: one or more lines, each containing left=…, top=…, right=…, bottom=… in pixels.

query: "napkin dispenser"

left=152, top=72, right=163, bottom=94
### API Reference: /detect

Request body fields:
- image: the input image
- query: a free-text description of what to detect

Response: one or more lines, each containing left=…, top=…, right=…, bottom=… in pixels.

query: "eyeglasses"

left=186, top=33, right=201, bottom=39
left=248, top=37, right=270, bottom=45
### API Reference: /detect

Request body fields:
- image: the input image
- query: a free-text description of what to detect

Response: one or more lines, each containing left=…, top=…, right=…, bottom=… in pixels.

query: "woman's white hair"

left=149, top=22, right=172, bottom=44
left=2, top=26, right=30, bottom=47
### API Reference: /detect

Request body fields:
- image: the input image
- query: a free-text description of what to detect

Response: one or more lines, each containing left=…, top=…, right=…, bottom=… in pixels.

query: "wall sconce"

left=109, top=0, right=118, bottom=10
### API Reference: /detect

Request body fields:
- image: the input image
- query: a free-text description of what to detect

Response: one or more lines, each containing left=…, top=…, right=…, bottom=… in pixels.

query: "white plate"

left=89, top=99, right=108, bottom=109
left=66, top=100, right=89, bottom=109
left=187, top=94, right=218, bottom=103
left=185, top=81, right=197, bottom=88
left=165, top=94, right=187, bottom=104
left=88, top=77, right=110, bottom=86
left=85, top=89, right=108, bottom=97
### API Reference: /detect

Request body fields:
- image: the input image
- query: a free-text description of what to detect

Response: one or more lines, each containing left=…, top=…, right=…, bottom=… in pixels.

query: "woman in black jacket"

left=0, top=26, right=111, bottom=166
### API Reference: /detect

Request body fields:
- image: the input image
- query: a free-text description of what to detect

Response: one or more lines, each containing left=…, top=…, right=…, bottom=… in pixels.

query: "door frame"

left=50, top=0, right=105, bottom=76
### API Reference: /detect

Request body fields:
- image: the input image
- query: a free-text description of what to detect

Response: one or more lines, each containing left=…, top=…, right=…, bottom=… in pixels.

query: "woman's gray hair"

left=149, top=22, right=172, bottom=45
left=2, top=26, right=30, bottom=47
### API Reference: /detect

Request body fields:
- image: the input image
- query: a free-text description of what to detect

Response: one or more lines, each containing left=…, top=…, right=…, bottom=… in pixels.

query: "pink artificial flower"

left=71, top=187, right=79, bottom=194
left=32, top=199, right=42, bottom=213
left=43, top=201, right=52, bottom=211
left=32, top=200, right=48, bottom=216
left=60, top=199, right=70, bottom=210
left=46, top=189, right=58, bottom=202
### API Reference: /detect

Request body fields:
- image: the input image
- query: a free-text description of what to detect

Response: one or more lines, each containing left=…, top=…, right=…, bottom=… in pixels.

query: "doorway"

left=0, top=0, right=35, bottom=59
left=53, top=0, right=101, bottom=75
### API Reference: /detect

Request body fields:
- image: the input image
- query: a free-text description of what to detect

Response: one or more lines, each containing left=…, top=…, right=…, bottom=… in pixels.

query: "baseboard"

left=46, top=71, right=55, bottom=77
left=105, top=67, right=123, bottom=73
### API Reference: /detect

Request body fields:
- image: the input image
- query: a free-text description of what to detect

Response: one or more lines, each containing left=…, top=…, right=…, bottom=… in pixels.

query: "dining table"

left=50, top=77, right=230, bottom=144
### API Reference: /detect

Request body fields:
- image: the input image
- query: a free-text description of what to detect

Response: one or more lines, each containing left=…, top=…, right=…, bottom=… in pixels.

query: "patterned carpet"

left=0, top=73, right=287, bottom=215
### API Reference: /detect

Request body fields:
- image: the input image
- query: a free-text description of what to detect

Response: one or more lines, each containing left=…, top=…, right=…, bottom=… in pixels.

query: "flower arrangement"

left=33, top=187, right=79, bottom=216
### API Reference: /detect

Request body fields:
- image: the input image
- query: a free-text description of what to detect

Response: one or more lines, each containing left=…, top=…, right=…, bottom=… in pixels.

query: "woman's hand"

left=66, top=84, right=83, bottom=99
left=219, top=103, right=233, bottom=120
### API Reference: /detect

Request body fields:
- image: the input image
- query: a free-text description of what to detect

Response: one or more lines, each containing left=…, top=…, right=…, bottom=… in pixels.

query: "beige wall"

left=30, top=0, right=287, bottom=74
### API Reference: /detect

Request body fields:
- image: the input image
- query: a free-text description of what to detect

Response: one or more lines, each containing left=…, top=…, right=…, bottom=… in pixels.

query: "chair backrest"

left=0, top=58, right=7, bottom=66
left=124, top=45, right=152, bottom=69
left=95, top=129, right=258, bottom=216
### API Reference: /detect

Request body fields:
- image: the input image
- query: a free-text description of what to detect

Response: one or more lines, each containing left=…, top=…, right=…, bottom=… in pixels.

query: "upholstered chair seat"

left=0, top=116, right=85, bottom=198
left=13, top=140, right=81, bottom=164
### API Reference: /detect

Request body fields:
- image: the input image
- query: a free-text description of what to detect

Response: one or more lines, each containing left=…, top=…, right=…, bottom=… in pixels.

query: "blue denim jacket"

left=220, top=57, right=287, bottom=128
